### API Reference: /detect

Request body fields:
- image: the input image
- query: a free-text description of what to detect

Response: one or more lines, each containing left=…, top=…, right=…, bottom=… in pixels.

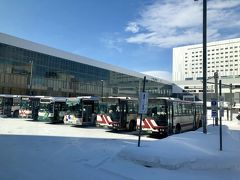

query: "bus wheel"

left=175, top=124, right=181, bottom=134
left=129, top=120, right=136, bottom=132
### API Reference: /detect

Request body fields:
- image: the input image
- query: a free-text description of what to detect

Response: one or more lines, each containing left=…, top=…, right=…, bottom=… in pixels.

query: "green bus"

left=38, top=97, right=67, bottom=123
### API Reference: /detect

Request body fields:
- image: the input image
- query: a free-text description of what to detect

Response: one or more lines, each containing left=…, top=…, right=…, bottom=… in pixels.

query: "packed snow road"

left=0, top=118, right=239, bottom=180
left=0, top=118, right=151, bottom=140
left=0, top=118, right=153, bottom=180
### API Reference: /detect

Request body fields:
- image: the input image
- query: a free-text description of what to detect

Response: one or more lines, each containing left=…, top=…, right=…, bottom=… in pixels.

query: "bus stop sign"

left=138, top=92, right=148, bottom=114
left=211, top=99, right=217, bottom=110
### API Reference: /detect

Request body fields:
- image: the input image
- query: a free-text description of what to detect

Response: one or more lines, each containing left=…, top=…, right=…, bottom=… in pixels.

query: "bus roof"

left=0, top=94, right=21, bottom=98
left=103, top=96, right=138, bottom=101
left=76, top=96, right=100, bottom=101
left=40, top=97, right=67, bottom=103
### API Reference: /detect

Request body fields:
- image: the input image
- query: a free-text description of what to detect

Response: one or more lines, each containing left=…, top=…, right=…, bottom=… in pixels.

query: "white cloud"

left=125, top=22, right=140, bottom=33
left=125, top=0, right=240, bottom=48
left=142, top=70, right=172, bottom=81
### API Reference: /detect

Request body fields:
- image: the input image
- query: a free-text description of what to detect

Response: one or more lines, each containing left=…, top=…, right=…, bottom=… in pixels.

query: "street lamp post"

left=29, top=60, right=33, bottom=95
left=101, top=80, right=104, bottom=97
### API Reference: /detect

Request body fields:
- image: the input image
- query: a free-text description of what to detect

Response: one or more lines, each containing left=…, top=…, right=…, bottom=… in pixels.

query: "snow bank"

left=118, top=122, right=240, bottom=171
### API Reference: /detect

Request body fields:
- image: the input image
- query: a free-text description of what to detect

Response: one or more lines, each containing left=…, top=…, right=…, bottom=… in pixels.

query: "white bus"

left=38, top=97, right=67, bottom=123
left=96, top=97, right=138, bottom=131
left=137, top=97, right=203, bottom=136
left=64, top=96, right=99, bottom=126
left=0, top=94, right=21, bottom=117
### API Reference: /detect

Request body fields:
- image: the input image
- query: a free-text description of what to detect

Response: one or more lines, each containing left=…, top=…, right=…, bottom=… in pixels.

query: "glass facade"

left=0, top=42, right=172, bottom=97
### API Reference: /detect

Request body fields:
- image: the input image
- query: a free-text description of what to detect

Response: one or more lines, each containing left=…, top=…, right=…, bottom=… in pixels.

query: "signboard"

left=211, top=110, right=217, bottom=118
left=211, top=98, right=218, bottom=118
left=138, top=92, right=148, bottom=114
left=211, top=98, right=218, bottom=110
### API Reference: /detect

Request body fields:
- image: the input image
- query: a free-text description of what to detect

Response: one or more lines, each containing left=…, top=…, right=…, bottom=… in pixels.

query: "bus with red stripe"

left=137, top=98, right=203, bottom=136
left=19, top=96, right=43, bottom=120
left=96, top=97, right=138, bottom=131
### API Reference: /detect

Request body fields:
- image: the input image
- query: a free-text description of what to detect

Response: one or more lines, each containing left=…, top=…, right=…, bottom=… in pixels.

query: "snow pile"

left=118, top=123, right=240, bottom=170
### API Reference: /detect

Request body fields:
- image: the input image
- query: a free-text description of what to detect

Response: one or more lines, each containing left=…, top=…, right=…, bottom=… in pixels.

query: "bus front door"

left=119, top=100, right=128, bottom=129
left=82, top=101, right=94, bottom=123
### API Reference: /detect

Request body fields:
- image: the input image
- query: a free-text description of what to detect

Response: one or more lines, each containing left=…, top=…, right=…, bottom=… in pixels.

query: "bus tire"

left=175, top=124, right=181, bottom=134
left=129, top=120, right=136, bottom=132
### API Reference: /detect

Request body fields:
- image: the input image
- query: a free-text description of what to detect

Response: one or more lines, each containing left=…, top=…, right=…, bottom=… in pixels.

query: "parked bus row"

left=0, top=94, right=203, bottom=137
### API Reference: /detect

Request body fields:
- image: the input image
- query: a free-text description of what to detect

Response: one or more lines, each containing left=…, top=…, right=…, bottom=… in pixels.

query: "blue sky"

left=0, top=0, right=240, bottom=81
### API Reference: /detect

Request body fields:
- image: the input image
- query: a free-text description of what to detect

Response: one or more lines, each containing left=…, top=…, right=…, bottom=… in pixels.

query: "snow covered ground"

left=0, top=117, right=239, bottom=180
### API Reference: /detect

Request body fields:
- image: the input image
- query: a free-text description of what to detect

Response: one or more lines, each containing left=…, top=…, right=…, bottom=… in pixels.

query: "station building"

left=0, top=33, right=172, bottom=98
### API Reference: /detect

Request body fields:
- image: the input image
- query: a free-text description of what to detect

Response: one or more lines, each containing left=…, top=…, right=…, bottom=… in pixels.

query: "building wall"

left=173, top=38, right=240, bottom=81
left=172, top=38, right=240, bottom=104
left=0, top=34, right=172, bottom=98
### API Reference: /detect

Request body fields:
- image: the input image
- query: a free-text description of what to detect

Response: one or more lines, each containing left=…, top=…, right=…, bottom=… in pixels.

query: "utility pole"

left=214, top=72, right=218, bottom=126
left=202, top=0, right=207, bottom=134
left=230, top=84, right=233, bottom=121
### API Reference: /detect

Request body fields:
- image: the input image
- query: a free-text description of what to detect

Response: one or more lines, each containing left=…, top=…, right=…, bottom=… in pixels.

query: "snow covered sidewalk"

left=118, top=120, right=240, bottom=171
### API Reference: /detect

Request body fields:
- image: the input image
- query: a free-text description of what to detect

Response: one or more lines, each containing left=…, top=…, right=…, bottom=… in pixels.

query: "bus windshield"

left=20, top=100, right=31, bottom=110
left=147, top=99, right=167, bottom=125
left=98, top=103, right=108, bottom=114
left=66, top=103, right=82, bottom=115
left=39, top=103, right=53, bottom=113
left=98, top=102, right=120, bottom=120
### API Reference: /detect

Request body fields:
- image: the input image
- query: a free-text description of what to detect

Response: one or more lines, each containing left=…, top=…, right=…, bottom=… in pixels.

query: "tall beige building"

left=172, top=38, right=240, bottom=105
